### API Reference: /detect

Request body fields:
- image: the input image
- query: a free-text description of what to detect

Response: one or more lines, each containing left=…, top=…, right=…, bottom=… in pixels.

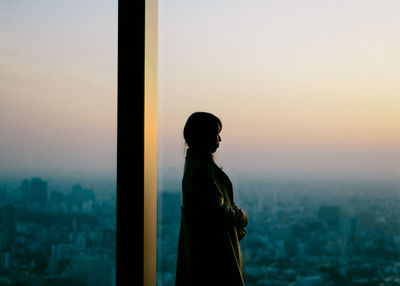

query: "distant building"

left=157, top=192, right=181, bottom=224
left=0, top=186, right=7, bottom=207
left=20, top=179, right=30, bottom=208
left=68, top=184, right=96, bottom=212
left=47, top=245, right=59, bottom=275
left=0, top=252, right=10, bottom=269
left=0, top=204, right=17, bottom=244
left=30, top=177, right=48, bottom=209
left=69, top=254, right=116, bottom=286
left=50, top=190, right=64, bottom=204
left=72, top=184, right=96, bottom=203
left=339, top=216, right=358, bottom=237
left=55, top=243, right=79, bottom=260
left=318, top=205, right=341, bottom=228
left=268, top=225, right=291, bottom=241
left=0, top=228, right=9, bottom=251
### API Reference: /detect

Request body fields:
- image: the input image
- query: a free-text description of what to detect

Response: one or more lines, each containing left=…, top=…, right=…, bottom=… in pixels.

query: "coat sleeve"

left=233, top=203, right=248, bottom=228
left=191, top=165, right=244, bottom=226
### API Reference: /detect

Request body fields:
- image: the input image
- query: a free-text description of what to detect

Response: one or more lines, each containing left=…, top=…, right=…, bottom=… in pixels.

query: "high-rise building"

left=20, top=179, right=30, bottom=209
left=30, top=177, right=48, bottom=208
left=50, top=190, right=64, bottom=204
left=72, top=184, right=96, bottom=203
left=0, top=228, right=9, bottom=251
left=0, top=204, right=16, bottom=243
left=339, top=216, right=358, bottom=237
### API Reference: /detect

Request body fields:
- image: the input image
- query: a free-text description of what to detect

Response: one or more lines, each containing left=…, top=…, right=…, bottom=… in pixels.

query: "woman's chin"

left=211, top=146, right=219, bottom=153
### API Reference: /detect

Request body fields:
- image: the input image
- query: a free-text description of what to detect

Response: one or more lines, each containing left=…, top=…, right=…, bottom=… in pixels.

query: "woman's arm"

left=233, top=203, right=248, bottom=228
left=191, top=165, right=246, bottom=227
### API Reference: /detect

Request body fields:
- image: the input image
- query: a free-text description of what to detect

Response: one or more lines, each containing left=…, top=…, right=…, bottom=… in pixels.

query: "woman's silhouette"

left=175, top=112, right=248, bottom=286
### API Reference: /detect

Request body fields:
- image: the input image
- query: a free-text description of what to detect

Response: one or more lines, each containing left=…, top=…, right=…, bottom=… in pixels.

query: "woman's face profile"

left=183, top=112, right=223, bottom=153
left=211, top=126, right=222, bottom=153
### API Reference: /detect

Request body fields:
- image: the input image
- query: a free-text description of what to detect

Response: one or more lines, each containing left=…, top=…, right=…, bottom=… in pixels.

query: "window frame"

left=117, top=0, right=158, bottom=285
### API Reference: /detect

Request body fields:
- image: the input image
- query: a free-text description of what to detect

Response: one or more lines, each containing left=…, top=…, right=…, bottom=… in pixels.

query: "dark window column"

left=117, top=0, right=158, bottom=285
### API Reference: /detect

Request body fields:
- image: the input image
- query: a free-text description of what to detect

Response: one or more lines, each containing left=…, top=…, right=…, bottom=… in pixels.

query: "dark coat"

left=175, top=149, right=247, bottom=286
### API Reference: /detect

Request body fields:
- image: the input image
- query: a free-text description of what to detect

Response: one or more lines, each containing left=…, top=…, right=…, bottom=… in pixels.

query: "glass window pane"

left=157, top=1, right=400, bottom=285
left=0, top=1, right=117, bottom=285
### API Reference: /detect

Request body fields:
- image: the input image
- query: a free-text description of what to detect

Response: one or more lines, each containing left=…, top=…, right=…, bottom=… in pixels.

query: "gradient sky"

left=1, top=1, right=399, bottom=181
left=158, top=0, right=400, bottom=180
left=1, top=0, right=117, bottom=179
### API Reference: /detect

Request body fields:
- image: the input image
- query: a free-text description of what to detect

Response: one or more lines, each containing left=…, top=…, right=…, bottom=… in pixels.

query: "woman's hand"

left=233, top=205, right=248, bottom=228
left=236, top=209, right=247, bottom=241
left=237, top=227, right=246, bottom=241
left=239, top=208, right=248, bottom=228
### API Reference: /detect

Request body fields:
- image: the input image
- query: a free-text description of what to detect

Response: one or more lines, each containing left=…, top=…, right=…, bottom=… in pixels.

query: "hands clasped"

left=233, top=205, right=248, bottom=240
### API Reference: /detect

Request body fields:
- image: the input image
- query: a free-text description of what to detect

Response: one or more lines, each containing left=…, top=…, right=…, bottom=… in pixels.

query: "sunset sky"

left=0, top=0, right=117, bottom=179
left=0, top=1, right=399, bottom=181
left=158, top=0, right=400, bottom=180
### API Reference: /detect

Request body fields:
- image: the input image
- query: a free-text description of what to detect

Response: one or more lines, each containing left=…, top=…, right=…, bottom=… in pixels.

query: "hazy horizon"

left=1, top=1, right=399, bottom=182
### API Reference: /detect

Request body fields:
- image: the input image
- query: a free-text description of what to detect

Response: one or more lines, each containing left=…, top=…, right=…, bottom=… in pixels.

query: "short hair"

left=183, top=112, right=222, bottom=150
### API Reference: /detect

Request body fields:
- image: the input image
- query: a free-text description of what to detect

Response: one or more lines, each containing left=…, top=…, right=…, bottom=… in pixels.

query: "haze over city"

left=0, top=1, right=400, bottom=285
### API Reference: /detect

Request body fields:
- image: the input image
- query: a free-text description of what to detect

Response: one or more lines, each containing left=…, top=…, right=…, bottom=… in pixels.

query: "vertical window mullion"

left=117, top=0, right=157, bottom=285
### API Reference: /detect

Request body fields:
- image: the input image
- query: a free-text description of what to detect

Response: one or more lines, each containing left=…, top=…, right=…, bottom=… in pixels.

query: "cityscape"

left=0, top=177, right=116, bottom=286
left=2, top=1, right=398, bottom=285
left=157, top=177, right=400, bottom=286
left=1, top=175, right=398, bottom=286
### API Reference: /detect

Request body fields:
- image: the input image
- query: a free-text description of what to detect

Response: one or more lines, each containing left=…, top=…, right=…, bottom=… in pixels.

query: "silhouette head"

left=183, top=112, right=222, bottom=153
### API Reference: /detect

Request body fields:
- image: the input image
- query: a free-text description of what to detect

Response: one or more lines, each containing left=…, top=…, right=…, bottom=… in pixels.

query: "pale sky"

left=0, top=1, right=399, bottom=181
left=158, top=0, right=400, bottom=180
left=0, top=0, right=117, bottom=178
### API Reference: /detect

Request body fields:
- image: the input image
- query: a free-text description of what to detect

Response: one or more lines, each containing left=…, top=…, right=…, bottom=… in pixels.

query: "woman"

left=175, top=112, right=248, bottom=286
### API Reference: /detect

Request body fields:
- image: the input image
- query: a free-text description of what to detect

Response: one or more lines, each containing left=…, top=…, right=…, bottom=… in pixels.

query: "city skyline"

left=0, top=175, right=116, bottom=286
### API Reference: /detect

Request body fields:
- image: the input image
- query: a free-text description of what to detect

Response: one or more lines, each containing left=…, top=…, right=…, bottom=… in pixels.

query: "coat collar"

left=185, top=148, right=214, bottom=164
